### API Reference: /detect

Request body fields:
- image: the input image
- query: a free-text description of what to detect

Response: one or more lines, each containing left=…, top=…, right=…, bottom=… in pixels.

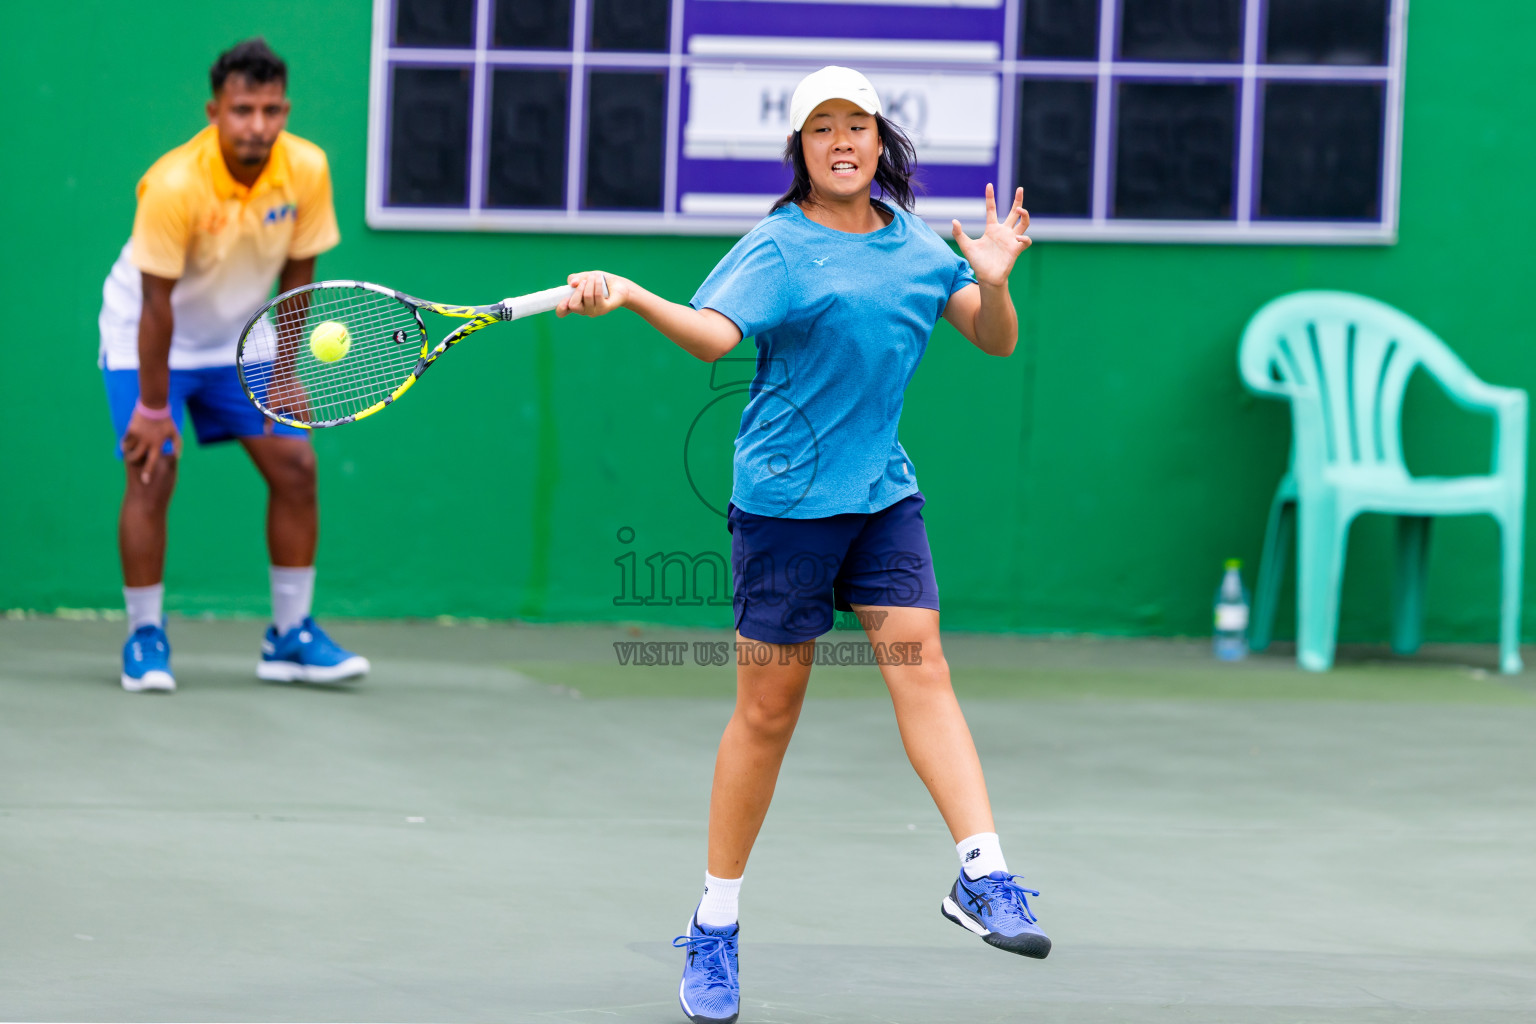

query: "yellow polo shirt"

left=99, top=125, right=340, bottom=369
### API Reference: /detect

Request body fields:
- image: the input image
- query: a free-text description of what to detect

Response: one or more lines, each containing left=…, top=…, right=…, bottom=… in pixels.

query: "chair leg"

left=1250, top=495, right=1295, bottom=652
left=1499, top=513, right=1524, bottom=674
left=1391, top=516, right=1431, bottom=656
left=1297, top=503, right=1348, bottom=672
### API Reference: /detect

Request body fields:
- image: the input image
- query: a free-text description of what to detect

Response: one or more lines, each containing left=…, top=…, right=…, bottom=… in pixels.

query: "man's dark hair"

left=210, top=37, right=287, bottom=95
left=771, top=113, right=922, bottom=215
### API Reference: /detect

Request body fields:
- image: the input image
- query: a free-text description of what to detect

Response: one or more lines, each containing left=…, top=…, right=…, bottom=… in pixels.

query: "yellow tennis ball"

left=309, top=321, right=351, bottom=363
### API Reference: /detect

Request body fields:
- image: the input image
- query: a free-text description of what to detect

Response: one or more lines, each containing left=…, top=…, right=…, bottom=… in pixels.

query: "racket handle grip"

left=502, top=275, right=609, bottom=321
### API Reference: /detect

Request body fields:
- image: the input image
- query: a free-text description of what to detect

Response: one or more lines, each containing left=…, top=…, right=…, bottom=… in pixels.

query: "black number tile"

left=494, top=0, right=572, bottom=50
left=1259, top=82, right=1384, bottom=220
left=1265, top=0, right=1389, bottom=66
left=583, top=71, right=666, bottom=210
left=1021, top=0, right=1100, bottom=59
left=1016, top=78, right=1095, bottom=216
left=395, top=0, right=475, bottom=48
left=487, top=69, right=569, bottom=208
left=1114, top=81, right=1236, bottom=219
left=389, top=66, right=472, bottom=206
left=590, top=0, right=669, bottom=52
left=1120, top=0, right=1243, bottom=62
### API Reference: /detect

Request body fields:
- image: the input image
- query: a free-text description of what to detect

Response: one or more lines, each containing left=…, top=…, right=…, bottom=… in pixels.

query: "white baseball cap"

left=789, top=66, right=882, bottom=132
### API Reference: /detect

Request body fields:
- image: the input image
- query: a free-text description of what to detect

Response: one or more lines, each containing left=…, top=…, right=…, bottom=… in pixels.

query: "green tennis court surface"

left=3, top=618, right=1534, bottom=1022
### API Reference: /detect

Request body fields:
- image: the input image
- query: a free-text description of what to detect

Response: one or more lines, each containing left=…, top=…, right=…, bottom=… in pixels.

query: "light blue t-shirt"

left=691, top=202, right=976, bottom=519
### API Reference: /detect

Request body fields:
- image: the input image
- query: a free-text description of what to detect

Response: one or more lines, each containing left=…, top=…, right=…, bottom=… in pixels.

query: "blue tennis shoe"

left=122, top=624, right=175, bottom=693
left=941, top=870, right=1052, bottom=958
left=672, top=913, right=739, bottom=1024
left=258, top=617, right=369, bottom=683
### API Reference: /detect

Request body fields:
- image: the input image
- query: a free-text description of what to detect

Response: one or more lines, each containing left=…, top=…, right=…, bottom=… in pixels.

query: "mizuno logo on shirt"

left=811, top=256, right=829, bottom=266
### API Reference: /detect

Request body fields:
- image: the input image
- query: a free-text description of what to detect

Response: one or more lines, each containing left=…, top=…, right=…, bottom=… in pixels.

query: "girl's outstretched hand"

left=558, top=271, right=627, bottom=317
left=950, top=184, right=1031, bottom=287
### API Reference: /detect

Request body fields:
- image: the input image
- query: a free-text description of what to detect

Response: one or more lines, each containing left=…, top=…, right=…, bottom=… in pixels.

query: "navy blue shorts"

left=728, top=493, right=941, bottom=644
left=104, top=366, right=308, bottom=458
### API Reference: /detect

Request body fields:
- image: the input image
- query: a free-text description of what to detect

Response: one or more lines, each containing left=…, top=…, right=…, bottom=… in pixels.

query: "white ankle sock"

left=957, top=832, right=1007, bottom=880
left=124, top=584, right=164, bottom=633
left=270, top=566, right=315, bottom=634
left=697, top=871, right=742, bottom=928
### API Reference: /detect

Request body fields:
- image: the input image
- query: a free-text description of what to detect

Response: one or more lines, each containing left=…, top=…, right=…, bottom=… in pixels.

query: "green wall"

left=4, top=2, right=1534, bottom=642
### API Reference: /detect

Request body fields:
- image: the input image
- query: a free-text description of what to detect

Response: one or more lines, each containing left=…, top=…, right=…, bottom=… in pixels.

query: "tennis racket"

left=236, top=277, right=605, bottom=429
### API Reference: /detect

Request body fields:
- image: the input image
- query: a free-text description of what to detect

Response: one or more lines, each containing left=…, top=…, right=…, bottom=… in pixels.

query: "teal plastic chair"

left=1239, top=291, right=1527, bottom=673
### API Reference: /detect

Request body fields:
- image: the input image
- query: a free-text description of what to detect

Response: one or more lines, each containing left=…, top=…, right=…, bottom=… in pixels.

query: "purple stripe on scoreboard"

left=683, top=1, right=1005, bottom=45
left=677, top=159, right=792, bottom=197
left=913, top=164, right=997, bottom=200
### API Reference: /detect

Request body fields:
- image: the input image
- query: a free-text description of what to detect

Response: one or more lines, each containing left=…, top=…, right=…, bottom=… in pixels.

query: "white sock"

left=696, top=871, right=742, bottom=929
left=124, top=584, right=164, bottom=633
left=957, top=832, right=1007, bottom=880
left=270, top=566, right=315, bottom=634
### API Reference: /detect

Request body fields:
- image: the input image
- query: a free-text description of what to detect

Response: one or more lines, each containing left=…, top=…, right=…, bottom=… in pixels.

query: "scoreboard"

left=367, top=0, right=1406, bottom=242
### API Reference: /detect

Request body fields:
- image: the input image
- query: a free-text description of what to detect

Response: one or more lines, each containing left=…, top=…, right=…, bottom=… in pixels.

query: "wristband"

left=134, top=398, right=172, bottom=421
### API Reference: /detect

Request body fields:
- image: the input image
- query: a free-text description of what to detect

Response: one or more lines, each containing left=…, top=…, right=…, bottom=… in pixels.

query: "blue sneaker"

left=257, top=616, right=369, bottom=683
left=122, top=624, right=175, bottom=693
left=942, top=871, right=1052, bottom=958
left=672, top=913, right=739, bottom=1024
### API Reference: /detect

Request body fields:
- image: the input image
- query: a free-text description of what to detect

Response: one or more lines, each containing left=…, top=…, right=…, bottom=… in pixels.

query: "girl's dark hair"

left=770, top=113, right=922, bottom=214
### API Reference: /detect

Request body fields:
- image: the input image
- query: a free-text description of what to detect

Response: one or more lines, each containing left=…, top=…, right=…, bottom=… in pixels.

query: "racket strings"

left=240, top=286, right=430, bottom=425
left=243, top=290, right=419, bottom=413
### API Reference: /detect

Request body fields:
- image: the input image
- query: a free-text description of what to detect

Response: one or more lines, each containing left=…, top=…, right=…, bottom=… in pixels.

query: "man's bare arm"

left=136, top=273, right=176, bottom=408
left=279, top=255, right=316, bottom=294
left=123, top=272, right=181, bottom=483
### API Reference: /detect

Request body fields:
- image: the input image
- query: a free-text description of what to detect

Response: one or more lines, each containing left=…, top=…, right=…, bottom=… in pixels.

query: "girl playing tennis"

left=558, top=66, right=1044, bottom=1024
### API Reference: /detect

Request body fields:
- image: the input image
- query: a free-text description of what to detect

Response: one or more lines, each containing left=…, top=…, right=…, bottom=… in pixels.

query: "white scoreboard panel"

left=367, top=0, right=1407, bottom=242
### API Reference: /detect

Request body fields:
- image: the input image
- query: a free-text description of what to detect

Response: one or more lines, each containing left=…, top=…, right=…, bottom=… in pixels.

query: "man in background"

left=100, top=38, right=367, bottom=692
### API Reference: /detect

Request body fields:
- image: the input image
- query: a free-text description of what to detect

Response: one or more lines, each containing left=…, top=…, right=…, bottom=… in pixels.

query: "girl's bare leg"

left=854, top=605, right=995, bottom=840
left=706, top=634, right=815, bottom=877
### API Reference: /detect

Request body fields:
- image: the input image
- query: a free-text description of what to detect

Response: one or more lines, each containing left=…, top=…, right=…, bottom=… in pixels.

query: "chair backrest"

left=1238, top=290, right=1481, bottom=481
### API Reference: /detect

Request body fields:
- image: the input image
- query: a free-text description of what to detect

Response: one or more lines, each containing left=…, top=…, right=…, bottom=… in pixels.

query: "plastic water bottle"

left=1213, top=559, right=1250, bottom=661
